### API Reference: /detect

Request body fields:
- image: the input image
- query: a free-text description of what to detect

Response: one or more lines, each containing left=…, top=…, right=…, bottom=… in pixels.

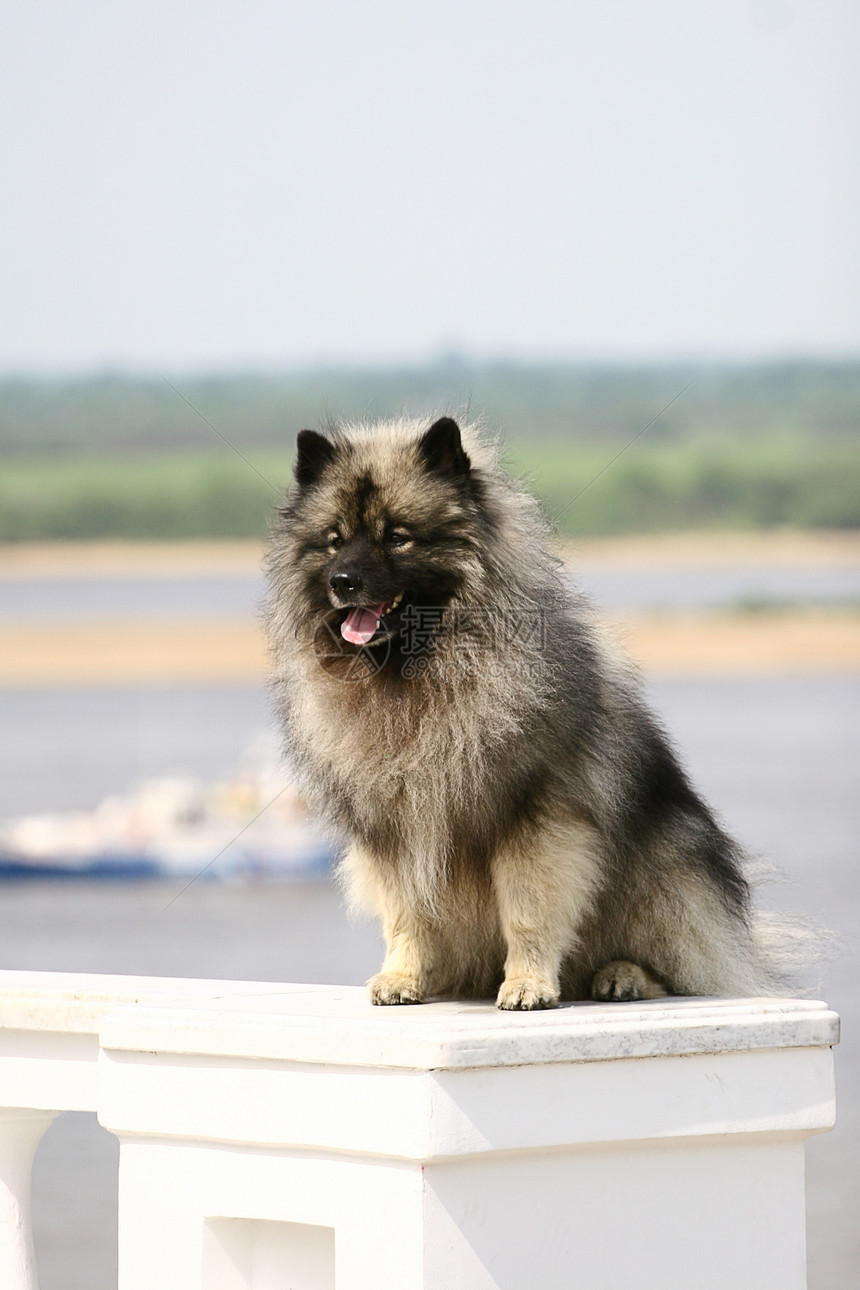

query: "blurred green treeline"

left=0, top=360, right=858, bottom=540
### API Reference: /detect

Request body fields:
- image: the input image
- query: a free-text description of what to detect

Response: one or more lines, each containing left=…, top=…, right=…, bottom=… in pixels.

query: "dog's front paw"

left=591, top=959, right=667, bottom=1002
left=496, top=975, right=560, bottom=1011
left=367, top=971, right=425, bottom=1006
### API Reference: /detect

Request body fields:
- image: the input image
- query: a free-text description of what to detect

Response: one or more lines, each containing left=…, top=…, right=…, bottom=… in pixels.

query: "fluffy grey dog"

left=265, top=414, right=794, bottom=1009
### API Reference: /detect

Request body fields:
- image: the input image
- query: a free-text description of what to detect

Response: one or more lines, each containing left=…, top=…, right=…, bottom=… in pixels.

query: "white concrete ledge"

left=0, top=971, right=841, bottom=1290
left=0, top=969, right=302, bottom=1038
left=0, top=970, right=305, bottom=1113
left=98, top=988, right=839, bottom=1069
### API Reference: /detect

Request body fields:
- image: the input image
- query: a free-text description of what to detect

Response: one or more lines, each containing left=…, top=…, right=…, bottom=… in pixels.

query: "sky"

left=1, top=0, right=858, bottom=373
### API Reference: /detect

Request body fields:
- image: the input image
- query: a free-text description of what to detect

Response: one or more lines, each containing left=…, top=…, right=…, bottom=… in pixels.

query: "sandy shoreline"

left=0, top=539, right=268, bottom=577
left=0, top=608, right=857, bottom=685
left=1, top=531, right=857, bottom=682
left=2, top=529, right=860, bottom=577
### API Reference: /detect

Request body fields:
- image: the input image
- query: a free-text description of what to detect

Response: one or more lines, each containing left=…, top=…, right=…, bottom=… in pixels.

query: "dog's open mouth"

left=340, top=592, right=404, bottom=646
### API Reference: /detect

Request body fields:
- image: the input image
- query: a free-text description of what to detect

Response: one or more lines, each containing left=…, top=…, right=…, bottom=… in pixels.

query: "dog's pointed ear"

left=294, top=429, right=336, bottom=488
left=418, top=417, right=471, bottom=479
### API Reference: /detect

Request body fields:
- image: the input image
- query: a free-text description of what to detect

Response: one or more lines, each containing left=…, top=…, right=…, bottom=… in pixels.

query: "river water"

left=0, top=562, right=856, bottom=1289
left=1, top=560, right=857, bottom=624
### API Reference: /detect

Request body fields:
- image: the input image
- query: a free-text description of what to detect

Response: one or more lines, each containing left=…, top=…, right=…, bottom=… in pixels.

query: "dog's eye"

left=386, top=529, right=413, bottom=549
left=326, top=531, right=343, bottom=550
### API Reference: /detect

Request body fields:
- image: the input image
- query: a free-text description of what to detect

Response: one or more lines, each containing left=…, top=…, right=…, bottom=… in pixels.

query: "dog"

left=264, top=414, right=798, bottom=1009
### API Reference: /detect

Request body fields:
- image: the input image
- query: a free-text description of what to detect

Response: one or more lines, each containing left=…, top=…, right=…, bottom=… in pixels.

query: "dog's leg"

left=492, top=819, right=602, bottom=1011
left=367, top=902, right=437, bottom=1005
left=342, top=845, right=438, bottom=1005
left=591, top=959, right=668, bottom=1001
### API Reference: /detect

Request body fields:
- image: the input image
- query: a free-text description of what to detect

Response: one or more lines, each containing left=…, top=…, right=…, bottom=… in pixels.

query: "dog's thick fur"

left=265, top=415, right=795, bottom=1009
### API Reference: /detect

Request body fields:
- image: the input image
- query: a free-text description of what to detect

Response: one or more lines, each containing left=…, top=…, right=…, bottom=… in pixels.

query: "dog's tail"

left=753, top=912, right=840, bottom=996
left=748, top=862, right=841, bottom=997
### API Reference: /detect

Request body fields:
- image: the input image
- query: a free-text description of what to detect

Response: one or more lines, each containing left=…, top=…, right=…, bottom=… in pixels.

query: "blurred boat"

left=0, top=741, right=334, bottom=880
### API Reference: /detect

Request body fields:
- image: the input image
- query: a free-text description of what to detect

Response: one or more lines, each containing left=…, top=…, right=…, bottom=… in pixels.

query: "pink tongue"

left=341, top=604, right=387, bottom=645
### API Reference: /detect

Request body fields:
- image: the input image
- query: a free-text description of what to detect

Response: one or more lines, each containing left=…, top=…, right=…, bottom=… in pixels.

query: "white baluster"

left=0, top=1109, right=58, bottom=1290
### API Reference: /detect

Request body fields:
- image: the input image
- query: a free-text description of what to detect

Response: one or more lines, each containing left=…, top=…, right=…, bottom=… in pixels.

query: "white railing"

left=0, top=970, right=839, bottom=1290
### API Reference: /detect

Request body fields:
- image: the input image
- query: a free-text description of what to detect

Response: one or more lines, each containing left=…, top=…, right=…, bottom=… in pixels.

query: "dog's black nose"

left=329, top=570, right=364, bottom=596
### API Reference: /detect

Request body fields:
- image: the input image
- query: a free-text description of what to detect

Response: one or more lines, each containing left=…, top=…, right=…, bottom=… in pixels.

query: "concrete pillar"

left=96, top=990, right=839, bottom=1290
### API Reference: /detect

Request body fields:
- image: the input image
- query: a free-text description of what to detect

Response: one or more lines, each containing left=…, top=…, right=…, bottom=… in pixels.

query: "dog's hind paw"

left=496, top=975, right=560, bottom=1011
left=367, top=971, right=425, bottom=1006
left=591, top=960, right=667, bottom=1002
